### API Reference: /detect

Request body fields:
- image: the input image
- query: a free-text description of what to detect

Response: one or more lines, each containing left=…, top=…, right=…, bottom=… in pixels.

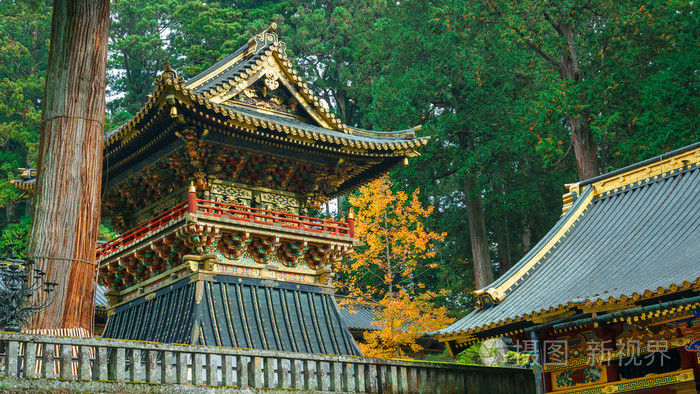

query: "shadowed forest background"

left=0, top=0, right=697, bottom=324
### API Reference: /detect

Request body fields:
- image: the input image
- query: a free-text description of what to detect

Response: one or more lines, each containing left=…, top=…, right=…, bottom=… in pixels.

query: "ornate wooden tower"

left=94, top=24, right=428, bottom=355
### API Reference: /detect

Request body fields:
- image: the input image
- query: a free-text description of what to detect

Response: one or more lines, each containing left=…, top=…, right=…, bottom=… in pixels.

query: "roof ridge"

left=581, top=141, right=700, bottom=187
left=185, top=22, right=280, bottom=90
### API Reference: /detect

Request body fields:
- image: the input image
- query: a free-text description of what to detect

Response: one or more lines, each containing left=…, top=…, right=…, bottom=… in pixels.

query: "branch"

left=549, top=142, right=573, bottom=170
left=542, top=9, right=566, bottom=37
left=489, top=2, right=560, bottom=69
left=432, top=169, right=457, bottom=182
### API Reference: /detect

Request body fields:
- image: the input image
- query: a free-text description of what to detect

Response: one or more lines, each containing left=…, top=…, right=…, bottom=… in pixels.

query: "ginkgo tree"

left=341, top=176, right=452, bottom=358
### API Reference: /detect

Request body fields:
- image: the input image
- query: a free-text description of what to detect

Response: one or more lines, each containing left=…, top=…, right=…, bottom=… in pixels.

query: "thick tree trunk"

left=464, top=176, right=493, bottom=289
left=569, top=110, right=599, bottom=180
left=26, top=0, right=110, bottom=336
left=521, top=224, right=531, bottom=253
left=496, top=214, right=512, bottom=275
left=555, top=16, right=600, bottom=181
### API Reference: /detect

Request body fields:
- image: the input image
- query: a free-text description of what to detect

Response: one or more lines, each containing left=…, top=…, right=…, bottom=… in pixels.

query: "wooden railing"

left=195, top=199, right=353, bottom=238
left=0, top=333, right=533, bottom=393
left=97, top=198, right=354, bottom=260
left=96, top=202, right=188, bottom=259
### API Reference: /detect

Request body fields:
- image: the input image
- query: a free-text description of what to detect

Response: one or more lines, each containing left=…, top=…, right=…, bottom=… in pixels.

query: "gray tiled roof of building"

left=103, top=276, right=362, bottom=356
left=337, top=301, right=381, bottom=331
left=441, top=162, right=700, bottom=337
left=95, top=285, right=108, bottom=309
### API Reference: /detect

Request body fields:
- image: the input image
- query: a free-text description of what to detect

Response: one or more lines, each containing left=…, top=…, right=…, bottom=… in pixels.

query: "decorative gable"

left=186, top=23, right=340, bottom=131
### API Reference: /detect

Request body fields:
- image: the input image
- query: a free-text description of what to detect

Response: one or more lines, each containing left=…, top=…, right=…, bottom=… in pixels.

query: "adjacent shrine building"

left=438, top=143, right=700, bottom=393
left=63, top=24, right=427, bottom=355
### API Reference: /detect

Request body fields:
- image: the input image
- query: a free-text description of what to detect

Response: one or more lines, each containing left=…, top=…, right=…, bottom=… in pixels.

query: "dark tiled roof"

left=441, top=162, right=700, bottom=337
left=95, top=285, right=108, bottom=309
left=185, top=45, right=252, bottom=94
left=103, top=276, right=361, bottom=356
left=337, top=302, right=381, bottom=331
left=221, top=104, right=427, bottom=148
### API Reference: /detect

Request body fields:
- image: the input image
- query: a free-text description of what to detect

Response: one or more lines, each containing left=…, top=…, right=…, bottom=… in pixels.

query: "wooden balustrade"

left=97, top=202, right=188, bottom=258
left=96, top=199, right=354, bottom=261
left=195, top=199, right=353, bottom=237
left=0, top=333, right=533, bottom=393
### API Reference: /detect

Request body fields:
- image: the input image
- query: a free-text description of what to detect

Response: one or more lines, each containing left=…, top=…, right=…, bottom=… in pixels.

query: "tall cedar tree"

left=26, top=0, right=110, bottom=335
left=343, top=177, right=452, bottom=358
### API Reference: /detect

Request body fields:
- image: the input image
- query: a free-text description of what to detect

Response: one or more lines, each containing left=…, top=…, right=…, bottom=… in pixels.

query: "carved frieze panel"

left=211, top=184, right=253, bottom=206
left=223, top=78, right=303, bottom=118
left=260, top=192, right=299, bottom=214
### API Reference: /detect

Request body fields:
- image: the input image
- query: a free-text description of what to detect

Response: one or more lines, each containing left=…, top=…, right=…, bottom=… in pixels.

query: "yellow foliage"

left=359, top=290, right=454, bottom=359
left=345, top=176, right=445, bottom=298
left=342, top=176, right=449, bottom=358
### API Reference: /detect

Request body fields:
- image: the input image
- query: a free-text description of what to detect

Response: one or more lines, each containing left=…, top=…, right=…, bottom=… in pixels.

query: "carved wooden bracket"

left=248, top=236, right=281, bottom=264
left=218, top=231, right=252, bottom=259
left=176, top=223, right=221, bottom=255
left=277, top=241, right=308, bottom=267
left=305, top=244, right=352, bottom=270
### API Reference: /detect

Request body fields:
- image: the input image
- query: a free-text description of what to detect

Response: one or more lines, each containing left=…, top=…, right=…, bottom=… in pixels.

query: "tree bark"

left=521, top=224, right=531, bottom=254
left=26, top=0, right=110, bottom=336
left=464, top=176, right=493, bottom=289
left=496, top=213, right=512, bottom=275
left=569, top=108, right=599, bottom=180
left=553, top=12, right=600, bottom=181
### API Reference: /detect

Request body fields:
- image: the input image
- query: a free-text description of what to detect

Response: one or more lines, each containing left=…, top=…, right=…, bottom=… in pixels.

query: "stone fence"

left=0, top=332, right=534, bottom=393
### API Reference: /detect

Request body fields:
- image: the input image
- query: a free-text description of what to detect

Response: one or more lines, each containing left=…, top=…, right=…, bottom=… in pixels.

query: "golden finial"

left=348, top=207, right=354, bottom=220
left=189, top=181, right=196, bottom=194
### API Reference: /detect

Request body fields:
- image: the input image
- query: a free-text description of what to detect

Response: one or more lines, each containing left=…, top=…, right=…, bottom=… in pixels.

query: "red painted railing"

left=97, top=202, right=188, bottom=258
left=195, top=199, right=353, bottom=237
left=97, top=198, right=354, bottom=259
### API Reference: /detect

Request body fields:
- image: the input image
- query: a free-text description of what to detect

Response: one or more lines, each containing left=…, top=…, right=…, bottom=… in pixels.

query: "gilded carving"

left=264, top=70, right=279, bottom=91
left=277, top=241, right=308, bottom=267
left=211, top=184, right=253, bottom=206
left=176, top=223, right=221, bottom=254
left=218, top=231, right=251, bottom=260
left=248, top=236, right=280, bottom=264
left=304, top=244, right=350, bottom=270
left=260, top=192, right=299, bottom=214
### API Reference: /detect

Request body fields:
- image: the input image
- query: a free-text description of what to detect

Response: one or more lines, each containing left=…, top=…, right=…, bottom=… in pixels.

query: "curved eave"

left=438, top=146, right=700, bottom=344
left=10, top=178, right=35, bottom=192
left=344, top=125, right=421, bottom=140
left=438, top=279, right=700, bottom=345
left=471, top=186, right=596, bottom=308
left=105, top=70, right=186, bottom=147
left=182, top=24, right=422, bottom=139
left=106, top=76, right=429, bottom=159
left=183, top=24, right=346, bottom=133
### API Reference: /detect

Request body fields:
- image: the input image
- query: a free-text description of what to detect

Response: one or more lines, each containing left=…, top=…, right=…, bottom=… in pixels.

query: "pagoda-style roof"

left=9, top=168, right=36, bottom=197
left=99, top=23, right=428, bottom=220
left=438, top=142, right=700, bottom=350
left=104, top=274, right=362, bottom=356
left=14, top=24, right=429, bottom=219
left=336, top=297, right=383, bottom=332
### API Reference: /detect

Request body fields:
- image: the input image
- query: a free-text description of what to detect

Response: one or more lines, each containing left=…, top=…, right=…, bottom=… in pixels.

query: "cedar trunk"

left=556, top=16, right=600, bottom=181
left=26, top=0, right=110, bottom=335
left=464, top=176, right=493, bottom=289
left=496, top=214, right=512, bottom=275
